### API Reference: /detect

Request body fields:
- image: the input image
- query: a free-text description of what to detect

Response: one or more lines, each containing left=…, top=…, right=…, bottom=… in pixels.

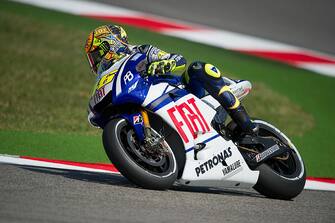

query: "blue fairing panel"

left=112, top=53, right=150, bottom=106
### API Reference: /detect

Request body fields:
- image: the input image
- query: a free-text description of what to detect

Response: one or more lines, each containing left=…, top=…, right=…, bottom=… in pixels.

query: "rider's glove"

left=147, top=59, right=176, bottom=76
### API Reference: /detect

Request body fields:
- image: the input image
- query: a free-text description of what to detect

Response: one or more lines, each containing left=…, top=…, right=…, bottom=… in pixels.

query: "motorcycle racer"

left=84, top=24, right=257, bottom=135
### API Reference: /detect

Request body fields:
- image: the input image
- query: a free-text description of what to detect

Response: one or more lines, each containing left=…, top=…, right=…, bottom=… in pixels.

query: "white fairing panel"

left=180, top=137, right=259, bottom=188
left=201, top=95, right=221, bottom=109
left=151, top=92, right=259, bottom=189
left=142, top=82, right=170, bottom=107
left=154, top=93, right=217, bottom=153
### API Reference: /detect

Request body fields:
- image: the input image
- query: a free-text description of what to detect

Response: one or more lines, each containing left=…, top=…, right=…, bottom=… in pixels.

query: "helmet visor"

left=86, top=49, right=102, bottom=74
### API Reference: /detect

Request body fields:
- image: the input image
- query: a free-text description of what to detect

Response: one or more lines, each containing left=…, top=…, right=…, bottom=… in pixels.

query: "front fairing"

left=110, top=54, right=183, bottom=106
left=148, top=74, right=183, bottom=86
left=111, top=53, right=150, bottom=106
left=89, top=52, right=184, bottom=136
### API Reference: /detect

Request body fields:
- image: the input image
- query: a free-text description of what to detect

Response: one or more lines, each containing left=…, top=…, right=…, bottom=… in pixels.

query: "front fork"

left=141, top=109, right=152, bottom=140
left=120, top=109, right=153, bottom=143
left=121, top=109, right=168, bottom=154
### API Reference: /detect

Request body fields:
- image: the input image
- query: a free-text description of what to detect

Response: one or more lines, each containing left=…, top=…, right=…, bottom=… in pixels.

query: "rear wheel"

left=103, top=118, right=184, bottom=190
left=228, top=119, right=306, bottom=200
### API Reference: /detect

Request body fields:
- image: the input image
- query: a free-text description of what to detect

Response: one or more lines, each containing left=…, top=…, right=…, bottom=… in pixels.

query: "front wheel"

left=102, top=118, right=180, bottom=190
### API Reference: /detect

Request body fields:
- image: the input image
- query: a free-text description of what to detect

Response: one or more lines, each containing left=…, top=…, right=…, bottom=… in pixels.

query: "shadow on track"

left=19, top=165, right=134, bottom=188
left=171, top=185, right=264, bottom=199
left=18, top=164, right=265, bottom=199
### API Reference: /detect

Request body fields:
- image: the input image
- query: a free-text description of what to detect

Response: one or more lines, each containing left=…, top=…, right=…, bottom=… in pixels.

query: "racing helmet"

left=84, top=25, right=129, bottom=74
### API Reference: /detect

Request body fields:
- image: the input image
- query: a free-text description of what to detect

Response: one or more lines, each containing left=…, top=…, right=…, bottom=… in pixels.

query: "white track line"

left=1, top=155, right=334, bottom=192
left=304, top=180, right=335, bottom=192
left=13, top=0, right=141, bottom=16
left=0, top=155, right=120, bottom=174
left=163, top=29, right=300, bottom=52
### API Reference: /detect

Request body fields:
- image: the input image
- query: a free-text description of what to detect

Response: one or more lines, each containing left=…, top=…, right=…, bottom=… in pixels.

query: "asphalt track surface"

left=1, top=164, right=335, bottom=223
left=95, top=0, right=335, bottom=55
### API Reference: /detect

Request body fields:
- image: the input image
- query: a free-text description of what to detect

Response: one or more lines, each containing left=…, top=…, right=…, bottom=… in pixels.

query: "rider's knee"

left=188, top=61, right=205, bottom=72
left=183, top=61, right=225, bottom=98
left=188, top=61, right=205, bottom=78
left=182, top=61, right=205, bottom=83
left=187, top=61, right=221, bottom=80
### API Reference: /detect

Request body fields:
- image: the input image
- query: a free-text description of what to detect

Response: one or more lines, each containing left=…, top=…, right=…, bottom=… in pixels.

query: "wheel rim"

left=117, top=121, right=176, bottom=177
left=258, top=127, right=302, bottom=178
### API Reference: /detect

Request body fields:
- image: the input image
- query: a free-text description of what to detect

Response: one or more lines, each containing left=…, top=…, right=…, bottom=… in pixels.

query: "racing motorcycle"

left=89, top=52, right=306, bottom=200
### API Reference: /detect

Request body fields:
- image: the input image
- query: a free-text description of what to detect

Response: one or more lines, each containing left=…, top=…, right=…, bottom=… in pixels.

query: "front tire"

left=102, top=118, right=181, bottom=190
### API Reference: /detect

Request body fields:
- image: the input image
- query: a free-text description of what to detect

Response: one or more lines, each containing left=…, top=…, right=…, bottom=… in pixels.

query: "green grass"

left=0, top=1, right=334, bottom=177
left=0, top=131, right=108, bottom=163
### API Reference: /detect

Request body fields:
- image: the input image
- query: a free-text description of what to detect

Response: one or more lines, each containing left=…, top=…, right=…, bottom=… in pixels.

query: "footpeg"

left=194, top=143, right=206, bottom=160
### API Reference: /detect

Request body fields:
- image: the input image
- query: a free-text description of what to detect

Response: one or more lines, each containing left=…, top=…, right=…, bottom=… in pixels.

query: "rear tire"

left=103, top=118, right=184, bottom=190
left=227, top=119, right=306, bottom=200
left=252, top=120, right=306, bottom=200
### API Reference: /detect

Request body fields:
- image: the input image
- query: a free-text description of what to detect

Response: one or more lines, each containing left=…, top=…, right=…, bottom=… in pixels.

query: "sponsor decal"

left=133, top=115, right=143, bottom=125
left=97, top=71, right=116, bottom=89
left=195, top=147, right=232, bottom=177
left=255, top=144, right=280, bottom=163
left=94, top=87, right=105, bottom=103
left=94, top=26, right=110, bottom=37
left=231, top=86, right=243, bottom=96
left=128, top=80, right=139, bottom=93
left=123, top=71, right=134, bottom=84
left=222, top=160, right=242, bottom=176
left=232, top=86, right=251, bottom=99
left=167, top=98, right=210, bottom=143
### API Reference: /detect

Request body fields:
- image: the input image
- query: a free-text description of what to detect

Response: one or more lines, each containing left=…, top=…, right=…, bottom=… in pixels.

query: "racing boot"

left=215, top=84, right=258, bottom=136
left=228, top=105, right=259, bottom=136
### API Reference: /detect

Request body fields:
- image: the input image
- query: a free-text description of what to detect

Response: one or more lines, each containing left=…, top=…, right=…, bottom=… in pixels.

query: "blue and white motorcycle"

left=88, top=52, right=306, bottom=200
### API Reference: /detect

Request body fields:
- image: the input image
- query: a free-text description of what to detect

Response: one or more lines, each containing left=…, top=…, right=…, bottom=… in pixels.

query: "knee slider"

left=187, top=61, right=205, bottom=76
left=183, top=61, right=206, bottom=83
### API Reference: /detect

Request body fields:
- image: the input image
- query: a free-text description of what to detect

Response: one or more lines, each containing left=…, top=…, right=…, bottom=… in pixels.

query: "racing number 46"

left=167, top=98, right=210, bottom=143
